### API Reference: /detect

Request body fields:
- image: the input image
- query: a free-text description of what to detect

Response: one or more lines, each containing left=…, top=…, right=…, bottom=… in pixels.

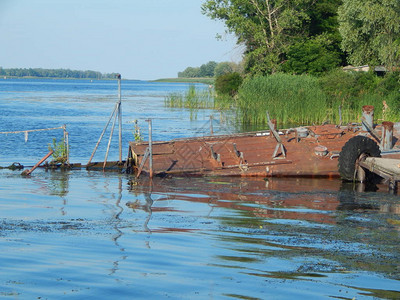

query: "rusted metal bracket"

left=267, top=112, right=286, bottom=159
left=361, top=116, right=381, bottom=144
left=233, top=143, right=244, bottom=164
left=210, top=145, right=221, bottom=162
left=136, top=147, right=150, bottom=178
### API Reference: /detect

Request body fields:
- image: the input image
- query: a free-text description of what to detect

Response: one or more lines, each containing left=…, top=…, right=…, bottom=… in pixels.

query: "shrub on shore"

left=214, top=72, right=243, bottom=97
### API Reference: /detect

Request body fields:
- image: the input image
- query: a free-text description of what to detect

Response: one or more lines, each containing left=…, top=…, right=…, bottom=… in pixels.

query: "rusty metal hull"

left=128, top=124, right=378, bottom=178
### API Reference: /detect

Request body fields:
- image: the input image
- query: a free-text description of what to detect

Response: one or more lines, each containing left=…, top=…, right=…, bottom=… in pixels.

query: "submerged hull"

left=127, top=124, right=373, bottom=177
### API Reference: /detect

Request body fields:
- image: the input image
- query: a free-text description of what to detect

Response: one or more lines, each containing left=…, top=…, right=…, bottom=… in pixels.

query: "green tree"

left=282, top=34, right=342, bottom=75
left=199, top=61, right=217, bottom=77
left=215, top=72, right=243, bottom=96
left=214, top=62, right=234, bottom=77
left=338, top=0, right=400, bottom=69
left=308, top=0, right=343, bottom=35
left=202, top=0, right=318, bottom=75
left=178, top=67, right=201, bottom=78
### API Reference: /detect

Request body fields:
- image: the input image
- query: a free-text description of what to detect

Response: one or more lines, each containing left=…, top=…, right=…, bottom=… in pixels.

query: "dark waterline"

left=0, top=79, right=399, bottom=299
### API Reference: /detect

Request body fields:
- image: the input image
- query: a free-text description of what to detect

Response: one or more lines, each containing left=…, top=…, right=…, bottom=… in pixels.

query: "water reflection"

left=109, top=177, right=126, bottom=275
left=125, top=191, right=154, bottom=233
left=128, top=175, right=400, bottom=284
left=3, top=168, right=399, bottom=298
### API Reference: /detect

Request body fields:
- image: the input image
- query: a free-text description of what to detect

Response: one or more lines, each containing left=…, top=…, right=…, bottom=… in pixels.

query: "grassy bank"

left=165, top=70, right=400, bottom=128
left=155, top=77, right=214, bottom=85
left=237, top=71, right=400, bottom=127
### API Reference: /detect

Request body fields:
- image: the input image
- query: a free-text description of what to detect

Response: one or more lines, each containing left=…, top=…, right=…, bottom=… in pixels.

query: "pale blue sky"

left=0, top=0, right=241, bottom=80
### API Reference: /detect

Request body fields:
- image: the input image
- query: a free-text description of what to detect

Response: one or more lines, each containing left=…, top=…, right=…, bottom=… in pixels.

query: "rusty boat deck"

left=126, top=122, right=400, bottom=178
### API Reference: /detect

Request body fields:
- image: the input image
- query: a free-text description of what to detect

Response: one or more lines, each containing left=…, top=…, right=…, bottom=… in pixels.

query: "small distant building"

left=343, top=65, right=387, bottom=75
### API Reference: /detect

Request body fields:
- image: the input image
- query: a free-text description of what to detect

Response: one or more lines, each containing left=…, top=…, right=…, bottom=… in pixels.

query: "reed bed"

left=165, top=72, right=399, bottom=127
left=237, top=74, right=328, bottom=126
left=164, top=85, right=214, bottom=109
left=237, top=73, right=399, bottom=127
left=164, top=85, right=235, bottom=120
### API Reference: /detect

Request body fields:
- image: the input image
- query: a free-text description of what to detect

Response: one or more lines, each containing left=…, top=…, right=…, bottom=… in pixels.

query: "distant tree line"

left=178, top=61, right=243, bottom=78
left=0, top=67, right=119, bottom=79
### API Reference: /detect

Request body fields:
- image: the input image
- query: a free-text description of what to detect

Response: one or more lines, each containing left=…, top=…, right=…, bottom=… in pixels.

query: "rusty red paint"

left=362, top=105, right=375, bottom=114
left=127, top=123, right=400, bottom=178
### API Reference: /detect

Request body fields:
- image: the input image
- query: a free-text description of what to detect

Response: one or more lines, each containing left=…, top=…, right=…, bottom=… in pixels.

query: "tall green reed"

left=165, top=85, right=234, bottom=119
left=237, top=74, right=328, bottom=126
left=164, top=85, right=214, bottom=109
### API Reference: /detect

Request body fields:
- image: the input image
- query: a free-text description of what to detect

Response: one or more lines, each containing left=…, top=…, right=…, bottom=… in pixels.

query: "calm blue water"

left=0, top=78, right=225, bottom=166
left=0, top=79, right=399, bottom=299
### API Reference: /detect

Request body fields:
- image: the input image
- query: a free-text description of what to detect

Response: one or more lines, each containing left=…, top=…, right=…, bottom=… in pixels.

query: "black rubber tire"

left=338, top=136, right=381, bottom=181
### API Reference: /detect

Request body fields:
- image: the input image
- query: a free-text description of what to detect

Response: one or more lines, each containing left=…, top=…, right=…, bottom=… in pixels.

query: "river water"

left=0, top=78, right=399, bottom=299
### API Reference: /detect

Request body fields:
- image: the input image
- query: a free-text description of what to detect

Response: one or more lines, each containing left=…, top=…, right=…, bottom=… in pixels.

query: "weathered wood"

left=360, top=157, right=400, bottom=179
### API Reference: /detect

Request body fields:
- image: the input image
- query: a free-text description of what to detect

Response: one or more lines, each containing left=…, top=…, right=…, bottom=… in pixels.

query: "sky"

left=0, top=0, right=242, bottom=80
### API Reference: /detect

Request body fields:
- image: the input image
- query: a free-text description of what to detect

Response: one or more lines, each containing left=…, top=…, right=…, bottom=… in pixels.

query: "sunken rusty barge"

left=126, top=106, right=400, bottom=184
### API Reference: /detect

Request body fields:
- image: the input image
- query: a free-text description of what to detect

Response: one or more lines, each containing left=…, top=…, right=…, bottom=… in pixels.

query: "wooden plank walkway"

left=359, top=157, right=400, bottom=192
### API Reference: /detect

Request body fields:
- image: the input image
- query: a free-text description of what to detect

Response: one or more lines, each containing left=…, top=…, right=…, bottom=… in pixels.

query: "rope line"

left=0, top=126, right=65, bottom=135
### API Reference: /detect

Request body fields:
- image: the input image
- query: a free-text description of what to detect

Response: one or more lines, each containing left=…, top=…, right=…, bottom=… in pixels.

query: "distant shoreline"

left=153, top=77, right=214, bottom=84
left=1, top=76, right=214, bottom=84
left=1, top=76, right=115, bottom=80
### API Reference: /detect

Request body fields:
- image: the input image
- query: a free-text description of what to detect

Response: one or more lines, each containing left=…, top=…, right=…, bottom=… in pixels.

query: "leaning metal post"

left=146, top=119, right=153, bottom=178
left=381, top=121, right=394, bottom=150
left=210, top=115, right=214, bottom=135
left=117, top=74, right=122, bottom=163
left=362, top=105, right=374, bottom=131
left=63, top=124, right=70, bottom=164
left=103, top=106, right=118, bottom=170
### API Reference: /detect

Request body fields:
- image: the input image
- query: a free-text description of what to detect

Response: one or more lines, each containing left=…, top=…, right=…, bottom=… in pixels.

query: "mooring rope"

left=0, top=125, right=69, bottom=164
left=0, top=126, right=65, bottom=135
left=0, top=126, right=65, bottom=142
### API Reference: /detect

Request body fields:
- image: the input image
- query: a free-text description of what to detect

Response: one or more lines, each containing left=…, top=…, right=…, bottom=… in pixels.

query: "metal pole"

left=117, top=74, right=122, bottom=163
left=362, top=105, right=374, bottom=131
left=103, top=108, right=118, bottom=170
left=381, top=121, right=394, bottom=150
left=63, top=124, right=70, bottom=164
left=87, top=103, right=118, bottom=165
left=146, top=119, right=153, bottom=178
left=21, top=150, right=54, bottom=176
left=210, top=115, right=214, bottom=135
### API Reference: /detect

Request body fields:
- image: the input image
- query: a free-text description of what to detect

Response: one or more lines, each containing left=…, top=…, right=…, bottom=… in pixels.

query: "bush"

left=318, top=69, right=380, bottom=107
left=282, top=35, right=342, bottom=75
left=318, top=69, right=400, bottom=123
left=376, top=72, right=400, bottom=94
left=215, top=72, right=243, bottom=96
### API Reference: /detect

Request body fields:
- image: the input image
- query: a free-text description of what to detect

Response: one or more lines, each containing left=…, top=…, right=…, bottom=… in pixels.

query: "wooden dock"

left=359, top=157, right=400, bottom=192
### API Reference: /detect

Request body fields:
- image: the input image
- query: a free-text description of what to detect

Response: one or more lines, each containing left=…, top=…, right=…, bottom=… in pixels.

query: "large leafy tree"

left=283, top=0, right=344, bottom=75
left=202, top=0, right=344, bottom=76
left=282, top=34, right=342, bottom=75
left=202, top=0, right=314, bottom=75
left=338, top=0, right=400, bottom=69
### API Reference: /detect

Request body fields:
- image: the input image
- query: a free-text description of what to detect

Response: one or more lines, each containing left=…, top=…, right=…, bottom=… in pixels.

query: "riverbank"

left=154, top=77, right=214, bottom=84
